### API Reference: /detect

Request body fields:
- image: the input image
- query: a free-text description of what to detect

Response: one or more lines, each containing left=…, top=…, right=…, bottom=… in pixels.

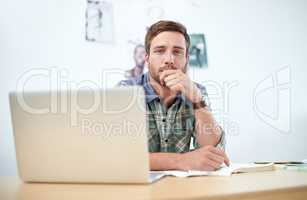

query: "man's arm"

left=194, top=106, right=223, bottom=147
left=159, top=69, right=224, bottom=148
left=149, top=98, right=228, bottom=171
left=156, top=69, right=229, bottom=171
left=191, top=83, right=226, bottom=149
left=150, top=145, right=229, bottom=171
left=150, top=153, right=181, bottom=170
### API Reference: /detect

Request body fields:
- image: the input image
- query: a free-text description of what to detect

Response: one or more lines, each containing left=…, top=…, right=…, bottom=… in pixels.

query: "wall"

left=0, top=0, right=306, bottom=175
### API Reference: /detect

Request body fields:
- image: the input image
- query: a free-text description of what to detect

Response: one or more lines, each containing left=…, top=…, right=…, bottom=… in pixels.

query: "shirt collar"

left=143, top=72, right=159, bottom=103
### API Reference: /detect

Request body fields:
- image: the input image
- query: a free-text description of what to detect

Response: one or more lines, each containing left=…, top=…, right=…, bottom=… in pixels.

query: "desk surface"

left=1, top=170, right=307, bottom=200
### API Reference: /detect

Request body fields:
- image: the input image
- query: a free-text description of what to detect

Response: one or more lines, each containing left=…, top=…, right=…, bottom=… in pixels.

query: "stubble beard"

left=148, top=62, right=188, bottom=86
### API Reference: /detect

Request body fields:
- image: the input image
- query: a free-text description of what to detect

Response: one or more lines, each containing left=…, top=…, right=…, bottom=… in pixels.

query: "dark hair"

left=145, top=20, right=190, bottom=55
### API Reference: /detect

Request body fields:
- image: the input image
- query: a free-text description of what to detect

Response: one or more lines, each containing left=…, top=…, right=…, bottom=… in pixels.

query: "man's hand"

left=159, top=69, right=202, bottom=103
left=178, top=145, right=230, bottom=171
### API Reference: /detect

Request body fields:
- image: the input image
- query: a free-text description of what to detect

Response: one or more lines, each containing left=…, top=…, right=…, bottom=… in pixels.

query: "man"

left=124, top=44, right=147, bottom=79
left=118, top=20, right=229, bottom=171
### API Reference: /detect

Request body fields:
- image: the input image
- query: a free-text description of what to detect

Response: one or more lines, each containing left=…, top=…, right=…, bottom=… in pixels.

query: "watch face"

left=193, top=100, right=207, bottom=110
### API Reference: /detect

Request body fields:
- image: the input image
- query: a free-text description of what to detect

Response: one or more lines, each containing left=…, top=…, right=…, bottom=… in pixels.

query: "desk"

left=1, top=170, right=307, bottom=200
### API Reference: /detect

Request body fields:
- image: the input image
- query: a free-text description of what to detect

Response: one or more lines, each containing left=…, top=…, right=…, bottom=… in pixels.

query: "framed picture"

left=189, top=34, right=208, bottom=68
left=85, top=0, right=114, bottom=43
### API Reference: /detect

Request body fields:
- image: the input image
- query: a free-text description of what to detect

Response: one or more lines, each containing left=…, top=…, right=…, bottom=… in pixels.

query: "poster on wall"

left=124, top=43, right=147, bottom=79
left=85, top=0, right=114, bottom=43
left=189, top=34, right=208, bottom=68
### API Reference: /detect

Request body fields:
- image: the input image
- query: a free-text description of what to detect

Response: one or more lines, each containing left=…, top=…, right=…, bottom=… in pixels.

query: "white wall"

left=1, top=0, right=307, bottom=175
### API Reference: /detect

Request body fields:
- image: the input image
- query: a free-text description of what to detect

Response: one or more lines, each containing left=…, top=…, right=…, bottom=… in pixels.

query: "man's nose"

left=163, top=52, right=175, bottom=66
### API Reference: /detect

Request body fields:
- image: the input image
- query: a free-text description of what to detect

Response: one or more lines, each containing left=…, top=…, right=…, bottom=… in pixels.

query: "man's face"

left=146, top=31, right=188, bottom=84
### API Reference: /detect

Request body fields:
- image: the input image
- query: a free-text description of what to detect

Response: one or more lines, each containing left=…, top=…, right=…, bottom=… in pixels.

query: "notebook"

left=150, top=163, right=274, bottom=178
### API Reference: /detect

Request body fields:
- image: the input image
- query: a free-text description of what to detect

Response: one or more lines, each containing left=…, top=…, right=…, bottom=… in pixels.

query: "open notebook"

left=150, top=163, right=274, bottom=180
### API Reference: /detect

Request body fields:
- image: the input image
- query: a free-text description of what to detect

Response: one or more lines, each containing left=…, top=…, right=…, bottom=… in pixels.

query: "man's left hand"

left=160, top=69, right=202, bottom=103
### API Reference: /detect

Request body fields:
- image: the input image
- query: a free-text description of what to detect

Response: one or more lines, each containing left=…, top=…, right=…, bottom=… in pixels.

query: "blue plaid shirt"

left=117, top=72, right=225, bottom=153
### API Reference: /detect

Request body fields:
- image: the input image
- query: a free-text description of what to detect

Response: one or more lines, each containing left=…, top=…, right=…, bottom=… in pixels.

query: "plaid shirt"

left=117, top=72, right=225, bottom=153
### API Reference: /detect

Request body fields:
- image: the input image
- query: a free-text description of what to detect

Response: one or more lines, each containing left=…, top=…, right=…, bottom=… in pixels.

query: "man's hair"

left=145, top=20, right=190, bottom=55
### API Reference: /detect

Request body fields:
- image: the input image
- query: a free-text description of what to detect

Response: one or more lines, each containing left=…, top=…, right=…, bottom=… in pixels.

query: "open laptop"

left=9, top=86, right=164, bottom=183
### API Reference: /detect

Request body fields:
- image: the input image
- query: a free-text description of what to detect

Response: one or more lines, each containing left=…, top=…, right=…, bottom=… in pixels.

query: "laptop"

left=9, top=86, right=164, bottom=183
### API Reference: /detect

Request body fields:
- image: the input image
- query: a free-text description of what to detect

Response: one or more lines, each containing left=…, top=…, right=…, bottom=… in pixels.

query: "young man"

left=118, top=20, right=230, bottom=171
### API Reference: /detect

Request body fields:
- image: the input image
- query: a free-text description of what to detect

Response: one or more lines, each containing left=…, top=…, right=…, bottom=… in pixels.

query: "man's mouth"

left=159, top=64, right=173, bottom=72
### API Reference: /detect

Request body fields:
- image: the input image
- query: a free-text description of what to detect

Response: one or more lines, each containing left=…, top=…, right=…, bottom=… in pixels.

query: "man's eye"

left=173, top=50, right=183, bottom=55
left=154, top=49, right=164, bottom=54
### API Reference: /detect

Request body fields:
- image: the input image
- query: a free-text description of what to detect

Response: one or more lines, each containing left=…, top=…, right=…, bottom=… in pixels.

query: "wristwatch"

left=192, top=99, right=207, bottom=110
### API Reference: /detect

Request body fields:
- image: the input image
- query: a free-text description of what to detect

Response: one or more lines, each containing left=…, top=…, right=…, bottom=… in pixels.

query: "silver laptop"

left=9, top=86, right=164, bottom=183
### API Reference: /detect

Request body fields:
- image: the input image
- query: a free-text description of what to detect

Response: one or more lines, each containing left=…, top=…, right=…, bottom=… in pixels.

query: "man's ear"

left=145, top=53, right=149, bottom=63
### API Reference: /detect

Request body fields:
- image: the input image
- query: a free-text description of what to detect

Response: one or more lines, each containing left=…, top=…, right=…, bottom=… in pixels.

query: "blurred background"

left=1, top=0, right=307, bottom=175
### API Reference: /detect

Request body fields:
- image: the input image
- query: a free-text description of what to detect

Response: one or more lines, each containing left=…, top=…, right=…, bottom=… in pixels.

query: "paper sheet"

left=150, top=163, right=274, bottom=178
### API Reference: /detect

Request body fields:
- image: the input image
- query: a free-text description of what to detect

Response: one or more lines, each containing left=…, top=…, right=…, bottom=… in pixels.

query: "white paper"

left=150, top=163, right=274, bottom=178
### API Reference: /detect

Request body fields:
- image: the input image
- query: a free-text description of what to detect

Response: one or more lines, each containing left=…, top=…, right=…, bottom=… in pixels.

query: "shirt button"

left=162, top=118, right=166, bottom=122
left=165, top=139, right=168, bottom=143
